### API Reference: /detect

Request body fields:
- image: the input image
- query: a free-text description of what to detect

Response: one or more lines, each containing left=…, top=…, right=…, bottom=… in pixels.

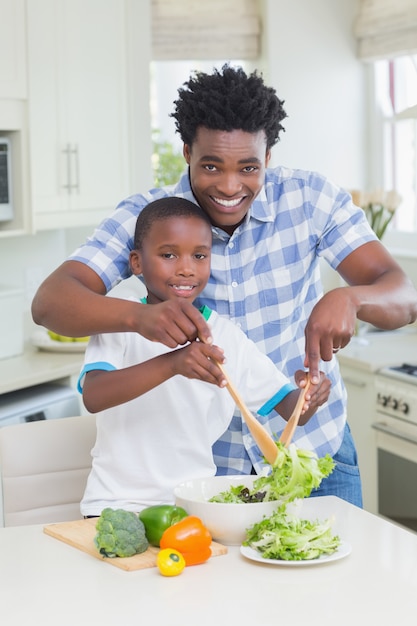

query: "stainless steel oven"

left=373, top=364, right=417, bottom=532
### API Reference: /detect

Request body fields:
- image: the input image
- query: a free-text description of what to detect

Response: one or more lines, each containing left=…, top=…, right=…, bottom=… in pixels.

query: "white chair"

left=0, top=414, right=96, bottom=527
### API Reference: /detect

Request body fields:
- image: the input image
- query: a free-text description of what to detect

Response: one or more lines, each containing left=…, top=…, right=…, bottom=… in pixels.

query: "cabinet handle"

left=71, top=144, right=80, bottom=193
left=62, top=143, right=72, bottom=192
left=62, top=143, right=80, bottom=194
left=342, top=376, right=367, bottom=388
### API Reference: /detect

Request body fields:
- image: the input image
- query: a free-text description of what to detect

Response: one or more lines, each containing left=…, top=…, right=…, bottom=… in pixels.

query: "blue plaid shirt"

left=70, top=166, right=376, bottom=474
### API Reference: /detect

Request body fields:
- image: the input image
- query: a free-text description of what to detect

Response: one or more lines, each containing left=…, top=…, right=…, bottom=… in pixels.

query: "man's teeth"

left=173, top=285, right=193, bottom=290
left=213, top=197, right=242, bottom=207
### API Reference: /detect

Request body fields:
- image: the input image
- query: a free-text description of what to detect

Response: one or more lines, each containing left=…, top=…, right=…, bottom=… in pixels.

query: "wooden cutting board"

left=43, top=518, right=228, bottom=571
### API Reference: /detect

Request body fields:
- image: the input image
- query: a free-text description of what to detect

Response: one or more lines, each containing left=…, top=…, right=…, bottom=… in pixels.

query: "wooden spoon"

left=216, top=361, right=278, bottom=465
left=279, top=374, right=311, bottom=448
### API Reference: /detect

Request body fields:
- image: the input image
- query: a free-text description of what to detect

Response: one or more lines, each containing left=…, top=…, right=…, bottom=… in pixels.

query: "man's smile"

left=211, top=196, right=246, bottom=208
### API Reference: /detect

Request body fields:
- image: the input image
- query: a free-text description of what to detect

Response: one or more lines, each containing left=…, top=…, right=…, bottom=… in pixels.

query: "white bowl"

left=174, top=475, right=282, bottom=546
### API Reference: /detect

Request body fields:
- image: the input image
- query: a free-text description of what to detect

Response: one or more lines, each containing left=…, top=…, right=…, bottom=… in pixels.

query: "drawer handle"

left=372, top=421, right=417, bottom=446
left=343, top=376, right=367, bottom=388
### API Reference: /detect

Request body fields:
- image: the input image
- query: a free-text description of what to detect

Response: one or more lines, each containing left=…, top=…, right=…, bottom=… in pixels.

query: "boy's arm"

left=82, top=341, right=227, bottom=413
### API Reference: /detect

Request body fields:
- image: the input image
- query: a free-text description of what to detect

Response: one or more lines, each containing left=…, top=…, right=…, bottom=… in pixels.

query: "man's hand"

left=135, top=299, right=213, bottom=348
left=304, top=288, right=357, bottom=382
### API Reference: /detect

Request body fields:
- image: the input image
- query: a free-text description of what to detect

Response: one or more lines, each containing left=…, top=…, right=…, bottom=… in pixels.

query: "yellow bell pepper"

left=156, top=548, right=186, bottom=577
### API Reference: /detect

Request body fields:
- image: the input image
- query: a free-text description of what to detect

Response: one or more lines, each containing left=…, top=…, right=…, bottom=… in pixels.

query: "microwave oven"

left=0, top=138, right=13, bottom=221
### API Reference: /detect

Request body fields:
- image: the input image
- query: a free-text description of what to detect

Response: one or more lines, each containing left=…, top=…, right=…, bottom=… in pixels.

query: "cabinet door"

left=61, top=0, right=129, bottom=214
left=0, top=0, right=26, bottom=99
left=340, top=364, right=378, bottom=514
left=26, top=0, right=67, bottom=217
left=27, top=0, right=130, bottom=228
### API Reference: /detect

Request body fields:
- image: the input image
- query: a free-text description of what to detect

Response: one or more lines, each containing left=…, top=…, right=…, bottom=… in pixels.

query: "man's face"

left=130, top=216, right=212, bottom=305
left=183, top=128, right=271, bottom=235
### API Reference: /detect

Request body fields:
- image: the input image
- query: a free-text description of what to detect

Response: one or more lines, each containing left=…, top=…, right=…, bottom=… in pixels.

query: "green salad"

left=243, top=504, right=341, bottom=561
left=209, top=441, right=340, bottom=561
left=209, top=442, right=335, bottom=504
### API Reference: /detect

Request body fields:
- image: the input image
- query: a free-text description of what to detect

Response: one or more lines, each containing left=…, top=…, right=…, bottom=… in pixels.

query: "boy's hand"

left=169, top=341, right=227, bottom=387
left=294, top=370, right=331, bottom=415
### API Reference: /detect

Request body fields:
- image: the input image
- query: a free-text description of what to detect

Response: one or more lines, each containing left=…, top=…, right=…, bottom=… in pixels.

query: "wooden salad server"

left=216, top=361, right=278, bottom=465
left=279, top=374, right=311, bottom=448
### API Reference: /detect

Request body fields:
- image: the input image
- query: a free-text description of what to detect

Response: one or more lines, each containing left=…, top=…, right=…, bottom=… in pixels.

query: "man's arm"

left=304, top=240, right=417, bottom=382
left=31, top=260, right=213, bottom=347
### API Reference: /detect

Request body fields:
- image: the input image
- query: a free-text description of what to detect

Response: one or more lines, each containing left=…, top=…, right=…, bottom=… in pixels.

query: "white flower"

left=349, top=188, right=401, bottom=239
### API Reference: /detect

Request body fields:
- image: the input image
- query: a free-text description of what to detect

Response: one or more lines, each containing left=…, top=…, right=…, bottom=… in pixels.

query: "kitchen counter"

left=1, top=496, right=416, bottom=624
left=337, top=325, right=417, bottom=372
left=0, top=342, right=83, bottom=396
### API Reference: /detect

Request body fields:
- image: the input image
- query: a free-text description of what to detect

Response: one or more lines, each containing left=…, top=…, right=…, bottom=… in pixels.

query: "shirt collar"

left=139, top=296, right=212, bottom=321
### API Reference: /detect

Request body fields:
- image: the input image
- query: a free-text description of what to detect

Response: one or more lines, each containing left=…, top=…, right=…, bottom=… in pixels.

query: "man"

left=32, top=65, right=417, bottom=506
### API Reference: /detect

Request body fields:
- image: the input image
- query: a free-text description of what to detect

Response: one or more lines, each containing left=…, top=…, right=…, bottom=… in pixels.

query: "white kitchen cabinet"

left=0, top=0, right=27, bottom=100
left=0, top=0, right=31, bottom=238
left=26, top=0, right=130, bottom=230
left=339, top=362, right=378, bottom=514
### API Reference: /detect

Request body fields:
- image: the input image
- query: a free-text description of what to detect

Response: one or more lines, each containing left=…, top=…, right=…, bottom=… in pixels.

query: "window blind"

left=151, top=0, right=261, bottom=60
left=354, top=0, right=417, bottom=60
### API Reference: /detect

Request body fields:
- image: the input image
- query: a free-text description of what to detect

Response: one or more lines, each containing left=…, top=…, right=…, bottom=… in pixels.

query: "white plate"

left=240, top=540, right=352, bottom=566
left=31, top=329, right=88, bottom=353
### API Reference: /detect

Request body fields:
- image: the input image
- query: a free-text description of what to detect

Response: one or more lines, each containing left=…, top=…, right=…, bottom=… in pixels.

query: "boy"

left=78, top=197, right=330, bottom=515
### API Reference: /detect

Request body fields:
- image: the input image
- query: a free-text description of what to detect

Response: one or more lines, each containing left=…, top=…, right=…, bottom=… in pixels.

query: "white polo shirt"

left=78, top=305, right=295, bottom=515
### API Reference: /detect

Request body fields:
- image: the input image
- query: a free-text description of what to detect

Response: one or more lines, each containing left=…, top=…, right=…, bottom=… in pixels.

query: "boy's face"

left=130, top=216, right=212, bottom=305
left=183, top=128, right=271, bottom=235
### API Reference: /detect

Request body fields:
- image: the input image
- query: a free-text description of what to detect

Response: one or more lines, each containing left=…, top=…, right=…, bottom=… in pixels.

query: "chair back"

left=0, top=414, right=96, bottom=527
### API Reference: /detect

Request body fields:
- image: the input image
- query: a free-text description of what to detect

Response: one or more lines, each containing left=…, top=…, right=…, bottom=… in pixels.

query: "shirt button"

left=231, top=281, right=238, bottom=287
left=229, top=242, right=234, bottom=249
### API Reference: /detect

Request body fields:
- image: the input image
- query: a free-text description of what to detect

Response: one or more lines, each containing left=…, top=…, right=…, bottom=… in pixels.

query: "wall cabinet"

left=0, top=0, right=30, bottom=238
left=339, top=363, right=378, bottom=514
left=26, top=0, right=131, bottom=230
left=0, top=0, right=27, bottom=100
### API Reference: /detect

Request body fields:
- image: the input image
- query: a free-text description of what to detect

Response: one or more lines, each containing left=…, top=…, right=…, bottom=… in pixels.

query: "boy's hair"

left=134, top=197, right=212, bottom=250
left=171, top=64, right=287, bottom=151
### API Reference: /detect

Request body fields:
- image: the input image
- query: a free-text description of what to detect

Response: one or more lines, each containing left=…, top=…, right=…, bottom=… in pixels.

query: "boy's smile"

left=130, top=215, right=212, bottom=305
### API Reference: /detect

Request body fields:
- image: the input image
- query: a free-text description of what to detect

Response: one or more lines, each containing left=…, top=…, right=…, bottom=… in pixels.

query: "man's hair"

left=171, top=64, right=287, bottom=150
left=134, top=197, right=212, bottom=250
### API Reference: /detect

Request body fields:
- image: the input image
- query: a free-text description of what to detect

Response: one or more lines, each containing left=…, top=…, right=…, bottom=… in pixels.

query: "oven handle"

left=371, top=421, right=417, bottom=446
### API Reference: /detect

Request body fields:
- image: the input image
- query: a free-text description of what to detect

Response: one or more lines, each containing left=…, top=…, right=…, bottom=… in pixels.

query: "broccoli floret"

left=94, top=508, right=149, bottom=558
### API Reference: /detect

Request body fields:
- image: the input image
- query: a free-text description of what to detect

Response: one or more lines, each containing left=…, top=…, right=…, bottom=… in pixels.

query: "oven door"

left=372, top=415, right=417, bottom=532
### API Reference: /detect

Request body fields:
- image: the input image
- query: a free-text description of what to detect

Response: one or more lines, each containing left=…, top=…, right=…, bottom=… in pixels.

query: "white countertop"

left=337, top=325, right=417, bottom=372
left=0, top=342, right=83, bottom=395
left=1, top=325, right=415, bottom=397
left=1, top=496, right=417, bottom=625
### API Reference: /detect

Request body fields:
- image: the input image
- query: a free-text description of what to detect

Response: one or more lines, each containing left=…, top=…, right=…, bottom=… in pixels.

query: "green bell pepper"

left=139, top=505, right=188, bottom=547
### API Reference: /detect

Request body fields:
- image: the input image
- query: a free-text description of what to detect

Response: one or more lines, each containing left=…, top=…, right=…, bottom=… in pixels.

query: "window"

left=150, top=60, right=250, bottom=185
left=374, top=55, right=417, bottom=233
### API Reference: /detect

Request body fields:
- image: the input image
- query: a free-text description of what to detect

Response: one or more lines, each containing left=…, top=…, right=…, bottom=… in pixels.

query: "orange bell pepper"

left=159, top=515, right=212, bottom=566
